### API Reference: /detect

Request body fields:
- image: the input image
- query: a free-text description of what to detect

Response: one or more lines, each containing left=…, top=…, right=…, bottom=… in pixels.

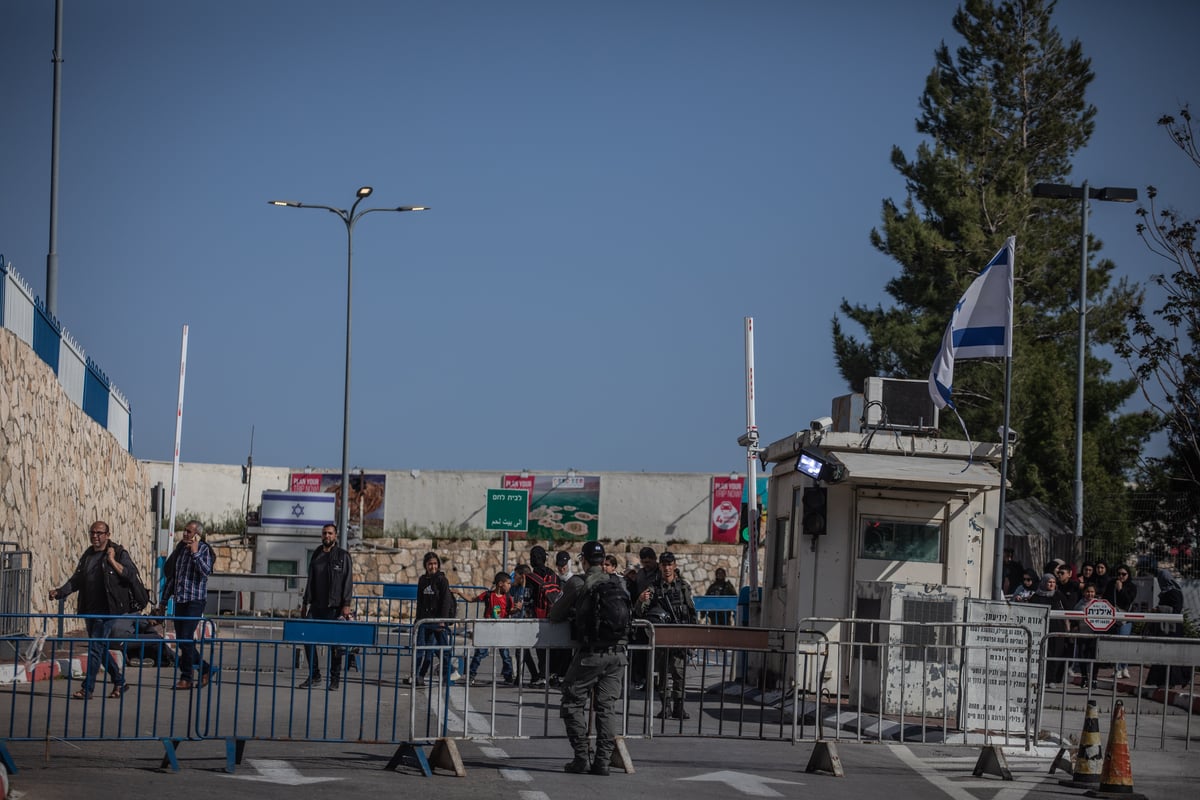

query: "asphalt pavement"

left=4, top=733, right=1198, bottom=800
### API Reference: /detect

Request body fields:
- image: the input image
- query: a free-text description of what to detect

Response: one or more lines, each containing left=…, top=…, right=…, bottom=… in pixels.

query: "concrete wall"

left=0, top=328, right=150, bottom=615
left=143, top=461, right=726, bottom=545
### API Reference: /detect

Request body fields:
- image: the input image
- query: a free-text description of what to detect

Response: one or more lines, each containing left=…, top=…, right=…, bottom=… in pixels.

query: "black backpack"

left=576, top=574, right=631, bottom=646
left=126, top=565, right=150, bottom=613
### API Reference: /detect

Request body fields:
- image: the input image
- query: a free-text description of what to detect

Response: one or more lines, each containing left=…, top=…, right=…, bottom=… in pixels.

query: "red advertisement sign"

left=290, top=473, right=322, bottom=493
left=502, top=474, right=536, bottom=500
left=711, top=476, right=745, bottom=543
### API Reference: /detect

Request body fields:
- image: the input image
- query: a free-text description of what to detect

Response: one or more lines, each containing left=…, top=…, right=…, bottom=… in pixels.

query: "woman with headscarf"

left=1029, top=573, right=1068, bottom=685
left=1146, top=569, right=1188, bottom=689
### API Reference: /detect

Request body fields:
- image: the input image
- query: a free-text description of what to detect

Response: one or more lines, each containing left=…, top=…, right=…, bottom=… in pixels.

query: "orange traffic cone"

left=1060, top=699, right=1103, bottom=787
left=1085, top=700, right=1147, bottom=800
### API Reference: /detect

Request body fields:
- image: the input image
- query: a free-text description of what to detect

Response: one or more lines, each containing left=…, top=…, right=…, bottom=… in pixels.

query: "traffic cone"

left=1060, top=699, right=1103, bottom=787
left=1085, top=700, right=1147, bottom=800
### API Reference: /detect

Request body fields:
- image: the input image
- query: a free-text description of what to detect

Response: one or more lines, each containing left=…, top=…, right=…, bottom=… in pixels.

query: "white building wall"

left=142, top=461, right=722, bottom=543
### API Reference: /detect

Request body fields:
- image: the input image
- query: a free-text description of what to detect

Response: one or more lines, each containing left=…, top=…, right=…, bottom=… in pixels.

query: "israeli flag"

left=928, top=237, right=1014, bottom=410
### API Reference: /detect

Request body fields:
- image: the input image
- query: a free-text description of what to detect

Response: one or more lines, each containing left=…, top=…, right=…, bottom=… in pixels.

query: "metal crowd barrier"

left=1037, top=630, right=1198, bottom=751
left=3, top=610, right=1195, bottom=776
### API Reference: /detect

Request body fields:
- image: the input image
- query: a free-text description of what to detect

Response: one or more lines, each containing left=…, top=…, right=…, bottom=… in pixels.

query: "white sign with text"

left=961, top=599, right=1048, bottom=733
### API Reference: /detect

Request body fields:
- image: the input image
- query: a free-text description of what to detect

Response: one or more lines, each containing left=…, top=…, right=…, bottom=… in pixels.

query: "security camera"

left=997, top=426, right=1019, bottom=445
left=810, top=416, right=833, bottom=433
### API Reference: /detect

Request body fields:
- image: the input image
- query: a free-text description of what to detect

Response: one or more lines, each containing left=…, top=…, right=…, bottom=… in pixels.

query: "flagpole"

left=994, top=355, right=1013, bottom=600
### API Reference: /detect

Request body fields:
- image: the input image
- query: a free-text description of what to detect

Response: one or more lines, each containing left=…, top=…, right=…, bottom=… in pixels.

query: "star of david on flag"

left=928, top=237, right=1014, bottom=410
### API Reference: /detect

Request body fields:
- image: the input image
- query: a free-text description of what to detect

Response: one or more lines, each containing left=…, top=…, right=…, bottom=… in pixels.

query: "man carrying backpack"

left=549, top=540, right=630, bottom=776
left=525, top=545, right=562, bottom=687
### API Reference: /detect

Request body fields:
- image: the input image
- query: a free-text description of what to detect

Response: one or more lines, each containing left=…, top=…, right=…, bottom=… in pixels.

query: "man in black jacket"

left=50, top=521, right=139, bottom=700
left=300, top=524, right=354, bottom=690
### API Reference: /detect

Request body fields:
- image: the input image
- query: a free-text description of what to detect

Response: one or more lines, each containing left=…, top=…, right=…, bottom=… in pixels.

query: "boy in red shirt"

left=454, top=572, right=517, bottom=685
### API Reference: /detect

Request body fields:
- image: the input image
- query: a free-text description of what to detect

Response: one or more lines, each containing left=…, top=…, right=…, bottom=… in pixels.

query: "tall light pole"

left=269, top=187, right=428, bottom=550
left=1031, top=181, right=1136, bottom=540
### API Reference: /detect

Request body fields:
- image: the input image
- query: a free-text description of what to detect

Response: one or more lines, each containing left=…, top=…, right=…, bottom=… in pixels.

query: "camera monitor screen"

left=797, top=453, right=823, bottom=480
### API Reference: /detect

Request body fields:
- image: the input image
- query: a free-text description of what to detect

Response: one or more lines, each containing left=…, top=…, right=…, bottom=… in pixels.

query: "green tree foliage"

left=1121, top=106, right=1200, bottom=556
left=832, top=0, right=1152, bottom=544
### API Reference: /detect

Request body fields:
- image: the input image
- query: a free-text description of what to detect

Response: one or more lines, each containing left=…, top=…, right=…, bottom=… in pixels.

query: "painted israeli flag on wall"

left=928, top=237, right=1015, bottom=410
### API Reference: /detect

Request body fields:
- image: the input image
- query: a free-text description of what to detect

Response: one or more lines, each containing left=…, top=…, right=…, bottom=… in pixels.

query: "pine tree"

left=832, top=0, right=1153, bottom=543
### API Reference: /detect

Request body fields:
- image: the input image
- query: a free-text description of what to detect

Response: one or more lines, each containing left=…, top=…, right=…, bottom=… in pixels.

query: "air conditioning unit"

left=863, top=377, right=938, bottom=432
left=851, top=581, right=969, bottom=716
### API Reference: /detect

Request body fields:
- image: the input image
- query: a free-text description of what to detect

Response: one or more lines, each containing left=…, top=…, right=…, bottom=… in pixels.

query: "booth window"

left=268, top=559, right=299, bottom=589
left=859, top=518, right=941, bottom=563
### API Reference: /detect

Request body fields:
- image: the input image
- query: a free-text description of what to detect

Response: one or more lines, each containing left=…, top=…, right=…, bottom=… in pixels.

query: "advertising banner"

left=502, top=473, right=600, bottom=541
left=711, top=476, right=745, bottom=543
left=288, top=472, right=387, bottom=537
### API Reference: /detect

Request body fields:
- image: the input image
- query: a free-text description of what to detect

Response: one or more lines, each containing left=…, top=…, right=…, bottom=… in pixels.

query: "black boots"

left=563, top=757, right=590, bottom=774
left=658, top=700, right=690, bottom=719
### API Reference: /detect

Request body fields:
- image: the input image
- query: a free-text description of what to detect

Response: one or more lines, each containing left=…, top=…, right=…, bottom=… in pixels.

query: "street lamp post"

left=269, top=187, right=428, bottom=550
left=1031, top=181, right=1136, bottom=539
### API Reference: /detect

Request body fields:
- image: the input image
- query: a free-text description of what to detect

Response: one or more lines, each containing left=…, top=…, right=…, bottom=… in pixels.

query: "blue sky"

left=2, top=1, right=1196, bottom=475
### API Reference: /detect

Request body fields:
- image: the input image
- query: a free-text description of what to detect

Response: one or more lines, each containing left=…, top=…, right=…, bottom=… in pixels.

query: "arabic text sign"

left=486, top=488, right=530, bottom=533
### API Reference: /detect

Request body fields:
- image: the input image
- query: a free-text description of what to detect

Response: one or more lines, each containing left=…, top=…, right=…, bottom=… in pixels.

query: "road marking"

left=680, top=770, right=802, bottom=797
left=888, top=744, right=1050, bottom=800
left=479, top=745, right=509, bottom=759
left=224, top=759, right=339, bottom=785
left=519, top=792, right=550, bottom=800
left=500, top=768, right=533, bottom=782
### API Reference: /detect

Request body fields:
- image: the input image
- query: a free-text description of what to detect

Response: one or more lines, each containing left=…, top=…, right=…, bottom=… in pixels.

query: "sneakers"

left=450, top=669, right=463, bottom=682
left=529, top=678, right=546, bottom=688
left=563, top=757, right=590, bottom=774
left=328, top=679, right=340, bottom=692
left=469, top=676, right=487, bottom=687
left=298, top=675, right=321, bottom=689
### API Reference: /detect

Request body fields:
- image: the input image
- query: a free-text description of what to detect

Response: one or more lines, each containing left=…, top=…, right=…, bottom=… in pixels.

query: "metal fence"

left=0, top=544, right=31, bottom=638
left=1, top=611, right=1196, bottom=775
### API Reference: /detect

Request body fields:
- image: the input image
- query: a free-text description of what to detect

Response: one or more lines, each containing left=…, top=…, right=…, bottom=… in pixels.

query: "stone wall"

left=0, top=329, right=150, bottom=614
left=211, top=537, right=758, bottom=598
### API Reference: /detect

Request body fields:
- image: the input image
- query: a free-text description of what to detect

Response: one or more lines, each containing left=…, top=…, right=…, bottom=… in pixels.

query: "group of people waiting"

left=1002, top=549, right=1188, bottom=688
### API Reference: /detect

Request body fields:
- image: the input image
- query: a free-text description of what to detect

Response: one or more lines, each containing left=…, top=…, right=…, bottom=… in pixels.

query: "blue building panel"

left=83, top=366, right=109, bottom=428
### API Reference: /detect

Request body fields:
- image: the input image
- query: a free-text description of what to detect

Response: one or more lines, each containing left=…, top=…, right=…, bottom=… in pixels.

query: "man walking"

left=50, top=521, right=139, bottom=700
left=157, top=519, right=215, bottom=689
left=300, top=523, right=353, bottom=690
left=550, top=541, right=630, bottom=776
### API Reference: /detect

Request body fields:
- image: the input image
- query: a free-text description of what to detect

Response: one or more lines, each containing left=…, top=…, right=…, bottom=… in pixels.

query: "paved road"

left=5, top=734, right=1197, bottom=800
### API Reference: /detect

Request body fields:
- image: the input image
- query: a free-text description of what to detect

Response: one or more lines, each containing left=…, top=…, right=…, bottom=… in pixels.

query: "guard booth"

left=244, top=490, right=338, bottom=612
left=753, top=380, right=1006, bottom=705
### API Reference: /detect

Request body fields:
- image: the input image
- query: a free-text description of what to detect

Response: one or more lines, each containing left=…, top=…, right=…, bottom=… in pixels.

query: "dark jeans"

left=172, top=599, right=210, bottom=680
left=303, top=606, right=344, bottom=679
left=469, top=647, right=513, bottom=680
left=83, top=617, right=125, bottom=694
left=416, top=622, right=450, bottom=678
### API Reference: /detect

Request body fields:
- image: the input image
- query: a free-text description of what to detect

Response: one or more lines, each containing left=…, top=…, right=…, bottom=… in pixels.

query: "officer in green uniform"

left=549, top=540, right=629, bottom=776
left=635, top=551, right=697, bottom=720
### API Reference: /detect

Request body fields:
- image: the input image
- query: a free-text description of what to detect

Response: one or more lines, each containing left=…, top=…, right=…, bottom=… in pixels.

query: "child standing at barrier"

left=454, top=572, right=517, bottom=685
left=510, top=565, right=544, bottom=687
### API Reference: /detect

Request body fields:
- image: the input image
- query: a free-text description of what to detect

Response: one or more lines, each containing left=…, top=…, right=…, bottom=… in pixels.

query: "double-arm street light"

left=1031, top=181, right=1136, bottom=540
left=269, top=187, right=429, bottom=550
